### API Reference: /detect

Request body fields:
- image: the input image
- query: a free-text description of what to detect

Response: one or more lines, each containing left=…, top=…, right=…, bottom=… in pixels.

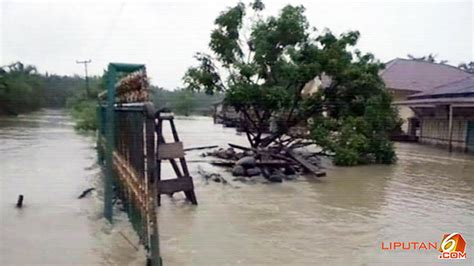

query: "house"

left=212, top=100, right=240, bottom=127
left=380, top=58, right=472, bottom=133
left=395, top=76, right=474, bottom=152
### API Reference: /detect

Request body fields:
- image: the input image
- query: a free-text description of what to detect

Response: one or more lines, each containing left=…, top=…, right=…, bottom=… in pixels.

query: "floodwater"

left=0, top=110, right=146, bottom=265
left=1, top=110, right=473, bottom=265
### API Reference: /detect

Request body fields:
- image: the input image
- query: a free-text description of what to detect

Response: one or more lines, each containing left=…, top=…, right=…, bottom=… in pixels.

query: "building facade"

left=395, top=76, right=474, bottom=152
left=380, top=58, right=471, bottom=133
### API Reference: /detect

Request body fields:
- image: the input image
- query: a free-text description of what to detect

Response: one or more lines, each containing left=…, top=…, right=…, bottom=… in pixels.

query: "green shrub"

left=334, top=147, right=360, bottom=166
left=311, top=97, right=398, bottom=166
left=70, top=99, right=97, bottom=131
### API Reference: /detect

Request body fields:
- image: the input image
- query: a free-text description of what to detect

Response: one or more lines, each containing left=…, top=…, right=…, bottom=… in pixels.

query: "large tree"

left=184, top=1, right=398, bottom=165
left=0, top=62, right=45, bottom=114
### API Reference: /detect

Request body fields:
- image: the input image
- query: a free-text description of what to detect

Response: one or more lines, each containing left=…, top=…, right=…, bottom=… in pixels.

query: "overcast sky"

left=1, top=0, right=472, bottom=88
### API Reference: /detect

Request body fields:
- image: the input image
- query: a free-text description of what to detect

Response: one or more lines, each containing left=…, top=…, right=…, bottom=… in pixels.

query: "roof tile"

left=380, top=58, right=471, bottom=92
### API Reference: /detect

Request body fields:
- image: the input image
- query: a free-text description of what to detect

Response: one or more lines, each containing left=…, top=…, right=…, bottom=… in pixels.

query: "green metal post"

left=101, top=63, right=161, bottom=264
left=104, top=64, right=117, bottom=222
left=145, top=103, right=162, bottom=266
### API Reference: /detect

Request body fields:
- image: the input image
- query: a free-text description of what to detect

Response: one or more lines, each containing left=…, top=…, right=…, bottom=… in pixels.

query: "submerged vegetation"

left=68, top=96, right=100, bottom=131
left=184, top=0, right=399, bottom=166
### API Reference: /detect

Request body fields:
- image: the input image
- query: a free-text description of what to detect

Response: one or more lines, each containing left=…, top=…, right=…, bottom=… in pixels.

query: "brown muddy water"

left=1, top=109, right=473, bottom=265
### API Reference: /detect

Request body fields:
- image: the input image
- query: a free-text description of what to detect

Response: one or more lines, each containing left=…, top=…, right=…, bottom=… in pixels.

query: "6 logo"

left=438, top=233, right=467, bottom=259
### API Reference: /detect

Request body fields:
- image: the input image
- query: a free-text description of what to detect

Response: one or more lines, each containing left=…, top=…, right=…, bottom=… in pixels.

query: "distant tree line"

left=151, top=86, right=223, bottom=116
left=0, top=61, right=221, bottom=122
left=0, top=61, right=101, bottom=115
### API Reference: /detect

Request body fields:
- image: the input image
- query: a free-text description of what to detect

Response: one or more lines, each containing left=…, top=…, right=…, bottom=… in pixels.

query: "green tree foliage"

left=0, top=62, right=44, bottom=114
left=0, top=61, right=101, bottom=115
left=0, top=61, right=102, bottom=131
left=172, top=89, right=195, bottom=116
left=43, top=73, right=100, bottom=107
left=70, top=99, right=98, bottom=131
left=183, top=1, right=398, bottom=165
left=66, top=70, right=105, bottom=131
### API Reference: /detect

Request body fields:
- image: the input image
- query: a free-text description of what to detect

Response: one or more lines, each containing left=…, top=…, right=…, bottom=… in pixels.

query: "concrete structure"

left=380, top=58, right=472, bottom=133
left=300, top=74, right=332, bottom=97
left=395, top=76, right=474, bottom=152
left=212, top=100, right=240, bottom=127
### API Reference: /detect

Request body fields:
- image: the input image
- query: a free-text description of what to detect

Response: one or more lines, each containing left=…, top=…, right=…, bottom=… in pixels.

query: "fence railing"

left=97, top=63, right=161, bottom=266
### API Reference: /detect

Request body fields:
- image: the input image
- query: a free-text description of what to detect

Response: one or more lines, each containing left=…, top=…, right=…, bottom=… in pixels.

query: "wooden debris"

left=209, top=160, right=295, bottom=167
left=228, top=143, right=253, bottom=151
left=209, top=160, right=235, bottom=167
left=202, top=142, right=327, bottom=182
left=16, top=195, right=24, bottom=208
left=183, top=145, right=218, bottom=152
left=285, top=149, right=326, bottom=177
left=228, top=143, right=296, bottom=163
left=78, top=188, right=95, bottom=199
left=197, top=166, right=233, bottom=186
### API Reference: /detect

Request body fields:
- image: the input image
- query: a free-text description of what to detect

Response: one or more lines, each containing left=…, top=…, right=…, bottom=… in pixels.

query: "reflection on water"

left=1, top=111, right=473, bottom=265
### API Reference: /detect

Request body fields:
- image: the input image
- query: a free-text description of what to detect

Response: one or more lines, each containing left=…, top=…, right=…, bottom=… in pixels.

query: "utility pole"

left=76, top=59, right=92, bottom=97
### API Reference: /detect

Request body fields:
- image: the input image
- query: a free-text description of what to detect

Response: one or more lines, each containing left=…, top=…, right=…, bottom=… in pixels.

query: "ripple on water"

left=2, top=114, right=473, bottom=265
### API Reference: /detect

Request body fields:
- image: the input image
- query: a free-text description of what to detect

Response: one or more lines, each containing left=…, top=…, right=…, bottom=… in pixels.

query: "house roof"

left=409, top=76, right=474, bottom=99
left=380, top=58, right=471, bottom=93
left=394, top=97, right=474, bottom=107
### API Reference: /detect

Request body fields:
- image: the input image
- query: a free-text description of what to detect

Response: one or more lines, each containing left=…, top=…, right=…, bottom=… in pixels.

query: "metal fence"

left=97, top=63, right=161, bottom=266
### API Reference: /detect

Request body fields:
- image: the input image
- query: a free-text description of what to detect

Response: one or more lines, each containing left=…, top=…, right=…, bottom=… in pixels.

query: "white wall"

left=419, top=118, right=468, bottom=150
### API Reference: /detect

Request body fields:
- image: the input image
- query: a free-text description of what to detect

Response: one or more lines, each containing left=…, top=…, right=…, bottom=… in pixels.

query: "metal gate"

left=97, top=63, right=161, bottom=265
